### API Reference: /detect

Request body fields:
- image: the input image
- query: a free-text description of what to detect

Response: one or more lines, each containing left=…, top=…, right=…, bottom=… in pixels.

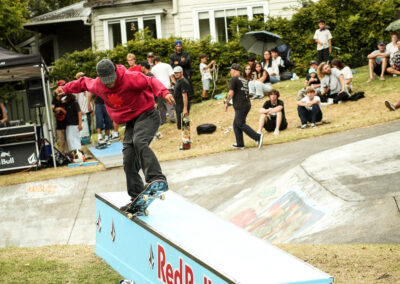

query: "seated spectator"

left=243, top=64, right=255, bottom=82
left=297, top=87, right=323, bottom=129
left=261, top=50, right=280, bottom=84
left=386, top=32, right=399, bottom=60
left=297, top=67, right=321, bottom=100
left=331, top=58, right=353, bottom=93
left=248, top=55, right=257, bottom=73
left=386, top=39, right=400, bottom=76
left=249, top=62, right=272, bottom=100
left=367, top=40, right=390, bottom=82
left=385, top=99, right=400, bottom=111
left=257, top=89, right=287, bottom=135
left=270, top=49, right=283, bottom=83
left=317, top=62, right=350, bottom=104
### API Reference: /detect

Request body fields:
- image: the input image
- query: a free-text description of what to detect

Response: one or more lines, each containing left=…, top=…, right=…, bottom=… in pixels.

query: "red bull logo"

left=157, top=244, right=212, bottom=284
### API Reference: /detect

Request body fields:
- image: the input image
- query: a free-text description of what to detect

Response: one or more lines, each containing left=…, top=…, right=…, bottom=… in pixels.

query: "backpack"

left=196, top=124, right=216, bottom=135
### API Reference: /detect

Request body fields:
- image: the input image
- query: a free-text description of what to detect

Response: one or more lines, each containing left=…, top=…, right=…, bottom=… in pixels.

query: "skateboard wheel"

left=143, top=195, right=149, bottom=201
left=127, top=213, right=133, bottom=219
left=160, top=194, right=165, bottom=200
left=144, top=209, right=149, bottom=216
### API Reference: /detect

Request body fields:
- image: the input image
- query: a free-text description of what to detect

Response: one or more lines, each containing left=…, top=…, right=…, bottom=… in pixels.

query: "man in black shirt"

left=225, top=63, right=263, bottom=150
left=257, top=89, right=287, bottom=135
left=170, top=40, right=193, bottom=97
left=52, top=92, right=68, bottom=154
left=173, top=66, right=190, bottom=130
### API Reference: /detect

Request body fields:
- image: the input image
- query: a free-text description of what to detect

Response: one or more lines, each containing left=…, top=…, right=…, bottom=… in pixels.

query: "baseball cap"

left=378, top=40, right=386, bottom=46
left=308, top=68, right=317, bottom=74
left=147, top=52, right=154, bottom=58
left=96, top=59, right=117, bottom=85
left=57, top=80, right=66, bottom=86
left=174, top=40, right=183, bottom=46
left=230, top=63, right=241, bottom=71
left=309, top=60, right=318, bottom=66
left=173, top=66, right=183, bottom=73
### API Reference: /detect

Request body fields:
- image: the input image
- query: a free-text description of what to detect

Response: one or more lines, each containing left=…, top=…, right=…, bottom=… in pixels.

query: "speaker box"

left=26, top=78, right=45, bottom=108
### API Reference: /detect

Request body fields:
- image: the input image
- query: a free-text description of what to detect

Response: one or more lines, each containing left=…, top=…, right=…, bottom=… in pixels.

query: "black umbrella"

left=239, top=31, right=285, bottom=56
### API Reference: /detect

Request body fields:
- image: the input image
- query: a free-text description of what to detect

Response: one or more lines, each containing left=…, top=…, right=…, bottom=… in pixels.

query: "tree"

left=0, top=0, right=30, bottom=51
left=28, top=0, right=83, bottom=17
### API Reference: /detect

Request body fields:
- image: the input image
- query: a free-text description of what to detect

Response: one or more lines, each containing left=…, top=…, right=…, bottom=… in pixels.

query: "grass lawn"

left=1, top=65, right=400, bottom=186
left=0, top=244, right=399, bottom=283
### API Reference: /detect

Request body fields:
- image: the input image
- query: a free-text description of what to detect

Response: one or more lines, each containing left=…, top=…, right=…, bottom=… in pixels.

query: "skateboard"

left=95, top=139, right=109, bottom=149
left=181, top=115, right=191, bottom=150
left=124, top=180, right=168, bottom=218
left=296, top=120, right=331, bottom=128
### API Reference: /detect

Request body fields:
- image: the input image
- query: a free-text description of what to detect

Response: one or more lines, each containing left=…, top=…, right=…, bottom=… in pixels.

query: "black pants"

left=317, top=48, right=330, bottom=64
left=123, top=109, right=166, bottom=199
left=298, top=105, right=323, bottom=124
left=175, top=103, right=191, bottom=130
left=233, top=106, right=260, bottom=147
left=331, top=92, right=350, bottom=104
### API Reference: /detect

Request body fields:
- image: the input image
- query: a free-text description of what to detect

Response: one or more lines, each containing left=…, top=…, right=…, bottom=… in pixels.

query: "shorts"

left=202, top=79, right=211, bottom=91
left=373, top=64, right=388, bottom=76
left=95, top=103, right=113, bottom=130
left=264, top=116, right=288, bottom=132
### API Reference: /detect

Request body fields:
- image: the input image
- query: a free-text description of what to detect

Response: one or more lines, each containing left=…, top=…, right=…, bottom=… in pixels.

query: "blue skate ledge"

left=95, top=191, right=333, bottom=284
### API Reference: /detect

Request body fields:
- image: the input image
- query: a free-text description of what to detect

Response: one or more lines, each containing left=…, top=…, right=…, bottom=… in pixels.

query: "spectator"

left=386, top=32, right=399, bottom=59
left=297, top=68, right=321, bottom=100
left=63, top=93, right=82, bottom=152
left=331, top=58, right=353, bottom=93
left=73, top=72, right=93, bottom=136
left=270, top=48, right=283, bottom=83
left=367, top=40, right=390, bottom=82
left=88, top=92, right=113, bottom=144
left=309, top=60, right=318, bottom=71
left=256, top=89, right=287, bottom=136
left=127, top=53, right=142, bottom=72
left=147, top=52, right=155, bottom=69
left=51, top=80, right=68, bottom=154
left=243, top=64, right=255, bottom=82
left=248, top=55, right=257, bottom=73
left=261, top=50, right=272, bottom=74
left=318, top=62, right=350, bottom=104
left=225, top=63, right=263, bottom=150
left=297, top=87, right=323, bottom=129
left=385, top=98, right=400, bottom=111
left=249, top=62, right=272, bottom=100
left=199, top=54, right=215, bottom=100
left=152, top=56, right=176, bottom=124
left=170, top=40, right=193, bottom=100
left=386, top=39, right=400, bottom=76
left=314, top=19, right=332, bottom=64
left=140, top=61, right=153, bottom=76
left=173, top=66, right=190, bottom=130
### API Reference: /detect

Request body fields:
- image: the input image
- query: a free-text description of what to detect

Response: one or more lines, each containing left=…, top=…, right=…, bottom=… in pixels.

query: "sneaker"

left=232, top=144, right=245, bottom=150
left=273, top=129, right=279, bottom=136
left=257, top=133, right=263, bottom=150
left=385, top=100, right=396, bottom=111
left=155, top=132, right=163, bottom=139
left=110, top=132, right=120, bottom=141
left=311, top=123, right=317, bottom=128
left=327, top=98, right=334, bottom=105
left=393, top=74, right=398, bottom=77
left=301, top=124, right=308, bottom=129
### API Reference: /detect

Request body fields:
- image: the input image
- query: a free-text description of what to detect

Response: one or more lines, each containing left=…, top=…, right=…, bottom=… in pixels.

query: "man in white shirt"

left=152, top=56, right=176, bottom=124
left=313, top=19, right=332, bottom=64
left=367, top=40, right=390, bottom=82
left=386, top=32, right=398, bottom=60
left=297, top=87, right=323, bottom=129
left=270, top=49, right=284, bottom=84
left=73, top=72, right=93, bottom=136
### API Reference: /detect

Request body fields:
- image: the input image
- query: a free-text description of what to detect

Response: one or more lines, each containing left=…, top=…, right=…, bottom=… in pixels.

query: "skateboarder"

left=56, top=59, right=175, bottom=210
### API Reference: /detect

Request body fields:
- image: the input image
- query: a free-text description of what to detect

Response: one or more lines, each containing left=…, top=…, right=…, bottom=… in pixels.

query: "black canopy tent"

left=0, top=47, right=57, bottom=168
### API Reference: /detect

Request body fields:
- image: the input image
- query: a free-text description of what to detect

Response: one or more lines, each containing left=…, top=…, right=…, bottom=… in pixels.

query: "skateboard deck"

left=124, top=180, right=168, bottom=218
left=296, top=120, right=331, bottom=128
left=95, top=140, right=109, bottom=149
left=181, top=115, right=191, bottom=150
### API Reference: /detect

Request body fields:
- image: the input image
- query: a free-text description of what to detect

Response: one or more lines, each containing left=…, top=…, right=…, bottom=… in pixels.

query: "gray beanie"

left=96, top=59, right=117, bottom=85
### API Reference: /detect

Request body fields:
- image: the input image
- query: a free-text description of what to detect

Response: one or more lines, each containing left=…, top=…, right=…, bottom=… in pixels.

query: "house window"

left=143, top=18, right=157, bottom=38
left=108, top=21, right=122, bottom=47
left=125, top=20, right=139, bottom=41
left=194, top=3, right=268, bottom=42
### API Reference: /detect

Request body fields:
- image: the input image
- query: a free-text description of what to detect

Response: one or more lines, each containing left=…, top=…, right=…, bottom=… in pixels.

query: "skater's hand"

left=183, top=108, right=188, bottom=116
left=78, top=124, right=82, bottom=131
left=55, top=86, right=65, bottom=96
left=224, top=101, right=229, bottom=112
left=164, top=93, right=175, bottom=105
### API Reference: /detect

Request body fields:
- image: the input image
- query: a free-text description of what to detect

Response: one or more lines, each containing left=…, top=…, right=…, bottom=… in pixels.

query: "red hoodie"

left=62, top=65, right=169, bottom=124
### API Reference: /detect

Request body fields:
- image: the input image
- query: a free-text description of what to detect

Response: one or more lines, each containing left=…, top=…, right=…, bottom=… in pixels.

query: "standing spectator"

left=64, top=93, right=82, bottom=152
left=88, top=92, right=113, bottom=144
left=314, top=19, right=332, bottom=64
left=256, top=89, right=287, bottom=136
left=249, top=62, right=272, bottom=100
left=331, top=59, right=353, bottom=93
left=297, top=68, right=321, bottom=100
left=127, top=53, right=142, bottom=72
left=199, top=54, right=215, bottom=100
left=270, top=48, right=283, bottom=83
left=56, top=59, right=175, bottom=208
left=170, top=40, right=193, bottom=100
left=248, top=55, right=257, bottom=73
left=367, top=40, right=390, bottom=82
left=152, top=56, right=176, bottom=124
left=0, top=98, right=8, bottom=127
left=386, top=40, right=400, bottom=76
left=173, top=66, right=190, bottom=130
left=318, top=62, right=349, bottom=104
left=147, top=52, right=155, bottom=69
left=386, top=32, right=399, bottom=60
left=243, top=65, right=255, bottom=82
left=297, top=87, right=323, bottom=129
left=73, top=72, right=93, bottom=135
left=140, top=61, right=153, bottom=76
left=51, top=80, right=68, bottom=154
left=225, top=63, right=263, bottom=150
